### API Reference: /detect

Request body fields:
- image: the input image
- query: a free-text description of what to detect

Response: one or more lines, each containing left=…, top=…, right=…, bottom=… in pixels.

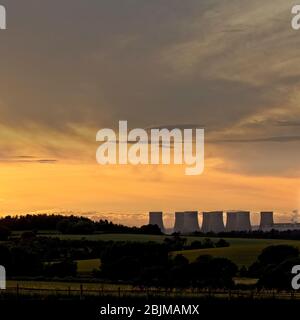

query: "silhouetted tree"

left=139, top=224, right=162, bottom=235
left=163, top=235, right=187, bottom=251
left=44, top=260, right=77, bottom=278
left=215, top=239, right=230, bottom=248
left=21, top=231, right=36, bottom=242
left=258, top=245, right=299, bottom=265
left=248, top=245, right=300, bottom=289
left=0, top=226, right=11, bottom=241
left=257, top=257, right=300, bottom=290
left=189, top=255, right=238, bottom=288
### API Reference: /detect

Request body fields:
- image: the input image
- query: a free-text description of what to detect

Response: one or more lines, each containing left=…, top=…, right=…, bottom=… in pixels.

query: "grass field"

left=48, top=233, right=300, bottom=268
left=173, top=238, right=300, bottom=267
left=76, top=259, right=101, bottom=273
left=27, top=232, right=300, bottom=267
left=71, top=238, right=300, bottom=274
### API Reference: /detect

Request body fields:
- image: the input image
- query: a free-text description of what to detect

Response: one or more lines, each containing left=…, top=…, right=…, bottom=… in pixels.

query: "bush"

left=44, top=260, right=77, bottom=278
left=0, top=226, right=11, bottom=241
left=56, top=220, right=95, bottom=234
left=257, top=257, right=300, bottom=290
left=21, top=231, right=36, bottom=241
left=189, top=255, right=238, bottom=288
left=139, top=224, right=163, bottom=235
left=248, top=245, right=300, bottom=281
left=189, top=240, right=203, bottom=249
left=258, top=245, right=299, bottom=265
left=215, top=239, right=230, bottom=248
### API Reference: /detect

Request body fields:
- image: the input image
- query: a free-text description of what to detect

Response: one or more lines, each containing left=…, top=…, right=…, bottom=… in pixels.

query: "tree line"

left=0, top=214, right=163, bottom=239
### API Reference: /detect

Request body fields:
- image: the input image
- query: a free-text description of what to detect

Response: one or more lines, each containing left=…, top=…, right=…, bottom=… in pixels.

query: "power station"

left=225, top=211, right=252, bottom=231
left=148, top=210, right=300, bottom=234
left=183, top=211, right=200, bottom=233
left=173, top=212, right=185, bottom=233
left=226, top=212, right=238, bottom=232
left=235, top=211, right=252, bottom=231
left=259, top=211, right=274, bottom=230
left=202, top=211, right=225, bottom=233
left=201, top=212, right=211, bottom=233
left=148, top=212, right=165, bottom=233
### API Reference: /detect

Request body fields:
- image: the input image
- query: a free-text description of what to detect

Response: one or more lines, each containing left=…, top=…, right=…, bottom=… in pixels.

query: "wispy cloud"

left=210, top=136, right=300, bottom=144
left=0, top=156, right=57, bottom=164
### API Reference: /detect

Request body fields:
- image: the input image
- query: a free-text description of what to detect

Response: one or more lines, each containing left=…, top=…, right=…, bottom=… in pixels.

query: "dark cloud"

left=0, top=0, right=216, bottom=128
left=0, top=0, right=299, bottom=177
left=0, top=0, right=289, bottom=130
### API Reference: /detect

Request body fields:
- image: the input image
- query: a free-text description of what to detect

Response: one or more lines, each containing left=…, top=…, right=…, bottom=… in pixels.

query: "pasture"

left=173, top=238, right=300, bottom=267
left=76, top=259, right=101, bottom=274
left=45, top=233, right=300, bottom=267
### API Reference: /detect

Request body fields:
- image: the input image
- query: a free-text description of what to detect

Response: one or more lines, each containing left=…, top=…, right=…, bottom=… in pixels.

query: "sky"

left=0, top=0, right=300, bottom=226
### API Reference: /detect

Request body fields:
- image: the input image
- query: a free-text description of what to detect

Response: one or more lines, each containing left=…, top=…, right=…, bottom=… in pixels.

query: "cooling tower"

left=201, top=212, right=211, bottom=233
left=183, top=211, right=200, bottom=233
left=202, top=211, right=225, bottom=233
left=226, top=212, right=238, bottom=231
left=236, top=211, right=252, bottom=231
left=149, top=212, right=165, bottom=233
left=226, top=211, right=252, bottom=231
left=260, top=211, right=274, bottom=230
left=173, top=212, right=185, bottom=233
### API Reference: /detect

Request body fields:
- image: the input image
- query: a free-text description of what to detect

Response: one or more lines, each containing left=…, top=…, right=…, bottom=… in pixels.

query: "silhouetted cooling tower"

left=149, top=212, right=165, bottom=233
left=226, top=211, right=251, bottom=231
left=183, top=211, right=200, bottom=233
left=236, top=211, right=252, bottom=231
left=202, top=211, right=225, bottom=233
left=260, top=211, right=274, bottom=230
left=226, top=212, right=238, bottom=231
left=174, top=212, right=185, bottom=233
left=201, top=212, right=211, bottom=233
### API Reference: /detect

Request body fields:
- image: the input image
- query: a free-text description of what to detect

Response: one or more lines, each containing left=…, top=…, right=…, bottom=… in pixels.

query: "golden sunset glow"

left=0, top=0, right=300, bottom=225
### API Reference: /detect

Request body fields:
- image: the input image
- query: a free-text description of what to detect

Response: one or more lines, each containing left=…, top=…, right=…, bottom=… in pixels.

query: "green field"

left=74, top=239, right=300, bottom=270
left=42, top=233, right=300, bottom=268
left=173, top=238, right=300, bottom=267
left=76, top=259, right=101, bottom=273
left=12, top=232, right=296, bottom=267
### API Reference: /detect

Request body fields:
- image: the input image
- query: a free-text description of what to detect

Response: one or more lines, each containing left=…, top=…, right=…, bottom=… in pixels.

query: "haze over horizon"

left=1, top=0, right=300, bottom=224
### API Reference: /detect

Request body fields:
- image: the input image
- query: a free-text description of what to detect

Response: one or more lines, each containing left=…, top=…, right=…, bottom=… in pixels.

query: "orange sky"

left=0, top=1, right=300, bottom=226
left=0, top=154, right=298, bottom=226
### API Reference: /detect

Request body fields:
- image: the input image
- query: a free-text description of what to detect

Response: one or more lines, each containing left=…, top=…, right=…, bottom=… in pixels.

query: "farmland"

left=76, top=259, right=101, bottom=274
left=2, top=232, right=300, bottom=301
left=41, top=233, right=300, bottom=267
left=173, top=238, right=300, bottom=267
